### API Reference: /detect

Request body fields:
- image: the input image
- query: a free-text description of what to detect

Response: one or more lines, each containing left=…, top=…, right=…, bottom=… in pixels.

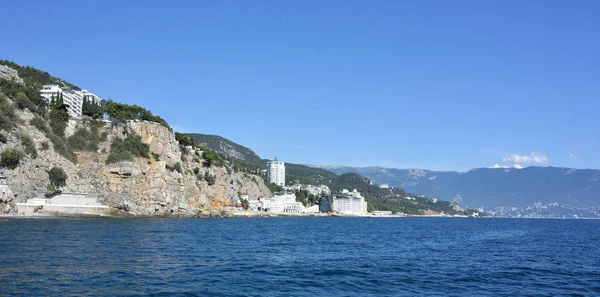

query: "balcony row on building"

left=319, top=189, right=368, bottom=215
left=266, top=157, right=285, bottom=186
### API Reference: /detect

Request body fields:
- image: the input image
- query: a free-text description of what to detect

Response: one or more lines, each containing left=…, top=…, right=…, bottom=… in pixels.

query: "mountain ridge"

left=325, top=165, right=600, bottom=208
left=186, top=133, right=263, bottom=165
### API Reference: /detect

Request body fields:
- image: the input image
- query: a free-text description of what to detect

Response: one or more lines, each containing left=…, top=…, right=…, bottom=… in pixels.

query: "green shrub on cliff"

left=0, top=77, right=47, bottom=115
left=0, top=94, right=18, bottom=131
left=106, top=134, right=150, bottom=164
left=32, top=109, right=76, bottom=162
left=202, top=150, right=226, bottom=168
left=204, top=171, right=216, bottom=185
left=68, top=122, right=102, bottom=152
left=0, top=149, right=23, bottom=169
left=175, top=132, right=195, bottom=147
left=14, top=92, right=38, bottom=112
left=48, top=133, right=77, bottom=163
left=29, top=116, right=49, bottom=134
left=0, top=133, right=6, bottom=144
left=50, top=107, right=69, bottom=137
left=174, top=162, right=182, bottom=173
left=21, top=134, right=37, bottom=159
left=46, top=183, right=56, bottom=192
left=105, top=102, right=170, bottom=129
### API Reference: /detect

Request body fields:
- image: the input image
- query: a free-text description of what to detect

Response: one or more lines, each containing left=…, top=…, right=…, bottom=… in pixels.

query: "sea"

left=0, top=217, right=599, bottom=296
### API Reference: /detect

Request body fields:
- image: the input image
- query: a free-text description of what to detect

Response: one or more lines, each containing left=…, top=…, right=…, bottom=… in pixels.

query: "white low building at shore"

left=15, top=192, right=110, bottom=216
left=249, top=192, right=306, bottom=214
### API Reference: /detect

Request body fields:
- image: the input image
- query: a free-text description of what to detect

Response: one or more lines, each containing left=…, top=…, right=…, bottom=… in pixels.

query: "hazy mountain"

left=185, top=134, right=600, bottom=210
left=325, top=166, right=600, bottom=208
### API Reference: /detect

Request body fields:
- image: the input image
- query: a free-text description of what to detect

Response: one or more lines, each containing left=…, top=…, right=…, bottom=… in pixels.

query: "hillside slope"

left=186, top=133, right=339, bottom=186
left=186, top=133, right=263, bottom=165
left=0, top=61, right=271, bottom=216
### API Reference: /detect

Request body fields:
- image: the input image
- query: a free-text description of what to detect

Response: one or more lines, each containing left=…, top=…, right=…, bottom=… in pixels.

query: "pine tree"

left=82, top=96, right=88, bottom=116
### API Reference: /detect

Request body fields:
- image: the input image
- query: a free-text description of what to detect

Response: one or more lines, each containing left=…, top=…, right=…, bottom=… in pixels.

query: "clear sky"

left=1, top=0, right=599, bottom=171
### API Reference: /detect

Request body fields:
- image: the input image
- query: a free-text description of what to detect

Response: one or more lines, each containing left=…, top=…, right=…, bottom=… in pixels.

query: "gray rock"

left=0, top=64, right=24, bottom=84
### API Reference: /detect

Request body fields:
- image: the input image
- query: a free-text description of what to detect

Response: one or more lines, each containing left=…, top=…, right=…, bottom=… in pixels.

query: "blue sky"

left=1, top=0, right=599, bottom=171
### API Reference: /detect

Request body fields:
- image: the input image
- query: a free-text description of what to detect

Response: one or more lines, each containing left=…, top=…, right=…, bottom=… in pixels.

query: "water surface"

left=1, top=218, right=599, bottom=296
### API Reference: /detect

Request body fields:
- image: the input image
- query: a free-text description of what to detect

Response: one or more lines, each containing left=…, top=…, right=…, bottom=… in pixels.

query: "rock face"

left=0, top=87, right=271, bottom=217
left=0, top=64, right=24, bottom=84
left=449, top=202, right=465, bottom=213
left=0, top=185, right=15, bottom=213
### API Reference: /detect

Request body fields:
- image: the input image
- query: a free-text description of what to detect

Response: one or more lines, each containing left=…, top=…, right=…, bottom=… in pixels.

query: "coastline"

left=0, top=210, right=479, bottom=219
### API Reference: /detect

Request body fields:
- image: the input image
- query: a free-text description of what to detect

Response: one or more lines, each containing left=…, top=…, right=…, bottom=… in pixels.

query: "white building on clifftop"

left=266, top=157, right=285, bottom=186
left=40, top=85, right=102, bottom=117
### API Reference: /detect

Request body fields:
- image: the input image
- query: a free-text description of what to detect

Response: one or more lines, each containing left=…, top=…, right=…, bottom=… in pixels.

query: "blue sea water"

left=0, top=218, right=599, bottom=296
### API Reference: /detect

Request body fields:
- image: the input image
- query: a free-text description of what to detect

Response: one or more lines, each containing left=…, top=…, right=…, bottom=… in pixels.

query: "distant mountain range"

left=184, top=134, right=600, bottom=209
left=321, top=166, right=600, bottom=208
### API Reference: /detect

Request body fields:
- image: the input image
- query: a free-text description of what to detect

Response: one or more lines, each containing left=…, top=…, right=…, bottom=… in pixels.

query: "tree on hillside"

left=48, top=167, right=68, bottom=189
left=50, top=106, right=70, bottom=137
left=204, top=171, right=216, bottom=185
left=50, top=92, right=66, bottom=110
left=82, top=96, right=104, bottom=118
left=82, top=96, right=88, bottom=114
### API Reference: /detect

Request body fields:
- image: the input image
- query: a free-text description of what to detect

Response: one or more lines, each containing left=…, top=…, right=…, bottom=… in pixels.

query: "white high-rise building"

left=40, top=85, right=102, bottom=117
left=266, top=157, right=285, bottom=186
left=332, top=189, right=368, bottom=215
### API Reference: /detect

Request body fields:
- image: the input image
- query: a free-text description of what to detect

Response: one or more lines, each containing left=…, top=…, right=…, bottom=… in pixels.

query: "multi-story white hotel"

left=266, top=157, right=285, bottom=186
left=249, top=193, right=305, bottom=213
left=332, top=189, right=368, bottom=215
left=40, top=85, right=102, bottom=117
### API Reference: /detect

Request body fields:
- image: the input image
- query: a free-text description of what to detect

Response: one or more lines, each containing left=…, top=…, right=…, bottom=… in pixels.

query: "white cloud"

left=502, top=152, right=548, bottom=165
left=491, top=163, right=523, bottom=169
left=569, top=153, right=579, bottom=159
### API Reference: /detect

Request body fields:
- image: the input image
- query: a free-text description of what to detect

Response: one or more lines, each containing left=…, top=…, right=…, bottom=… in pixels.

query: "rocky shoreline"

left=1, top=210, right=476, bottom=219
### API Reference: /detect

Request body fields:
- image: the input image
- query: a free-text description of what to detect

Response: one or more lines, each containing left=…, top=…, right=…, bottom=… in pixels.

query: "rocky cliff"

left=0, top=68, right=271, bottom=216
